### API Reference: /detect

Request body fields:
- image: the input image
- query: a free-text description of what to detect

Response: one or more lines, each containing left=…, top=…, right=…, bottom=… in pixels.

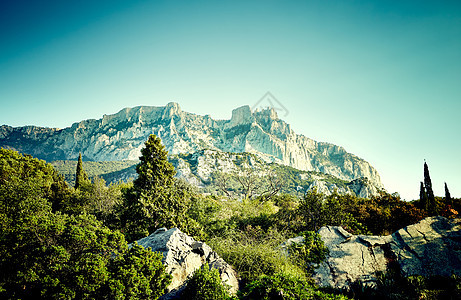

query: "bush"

left=289, top=231, right=329, bottom=272
left=239, top=273, right=349, bottom=300
left=209, top=227, right=306, bottom=284
left=182, top=264, right=232, bottom=300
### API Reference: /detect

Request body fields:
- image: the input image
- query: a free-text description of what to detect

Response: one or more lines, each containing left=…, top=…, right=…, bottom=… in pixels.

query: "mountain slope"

left=51, top=150, right=381, bottom=199
left=1, top=102, right=383, bottom=188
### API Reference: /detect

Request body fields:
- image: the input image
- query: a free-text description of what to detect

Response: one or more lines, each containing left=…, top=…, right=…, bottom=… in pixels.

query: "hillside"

left=52, top=150, right=381, bottom=198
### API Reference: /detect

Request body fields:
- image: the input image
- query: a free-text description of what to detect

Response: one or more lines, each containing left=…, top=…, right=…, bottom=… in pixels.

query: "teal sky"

left=1, top=0, right=460, bottom=200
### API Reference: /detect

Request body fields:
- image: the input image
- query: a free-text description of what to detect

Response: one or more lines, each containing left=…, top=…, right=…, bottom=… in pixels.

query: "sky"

left=1, top=0, right=460, bottom=200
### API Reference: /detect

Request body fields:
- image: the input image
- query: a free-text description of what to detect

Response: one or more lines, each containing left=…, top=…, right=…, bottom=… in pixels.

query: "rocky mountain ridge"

left=1, top=102, right=383, bottom=188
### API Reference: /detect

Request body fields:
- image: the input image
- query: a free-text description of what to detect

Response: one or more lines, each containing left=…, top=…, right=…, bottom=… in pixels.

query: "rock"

left=347, top=177, right=380, bottom=198
left=134, top=228, right=239, bottom=299
left=311, top=217, right=461, bottom=290
left=168, top=149, right=379, bottom=198
left=0, top=103, right=384, bottom=189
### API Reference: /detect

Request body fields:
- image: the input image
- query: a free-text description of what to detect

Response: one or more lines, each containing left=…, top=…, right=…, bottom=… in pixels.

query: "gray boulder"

left=135, top=228, right=239, bottom=299
left=310, top=217, right=461, bottom=290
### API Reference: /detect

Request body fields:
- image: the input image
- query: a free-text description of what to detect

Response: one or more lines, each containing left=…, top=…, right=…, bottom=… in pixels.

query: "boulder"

left=309, top=217, right=461, bottom=290
left=135, top=228, right=239, bottom=299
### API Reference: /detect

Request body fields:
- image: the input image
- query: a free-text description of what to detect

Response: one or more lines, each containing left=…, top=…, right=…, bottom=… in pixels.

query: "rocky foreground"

left=134, top=228, right=239, bottom=299
left=313, top=216, right=461, bottom=289
left=136, top=217, right=461, bottom=298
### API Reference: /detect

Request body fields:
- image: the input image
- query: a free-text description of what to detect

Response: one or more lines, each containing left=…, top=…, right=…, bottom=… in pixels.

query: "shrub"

left=289, top=231, right=329, bottom=272
left=209, top=227, right=306, bottom=284
left=239, top=273, right=349, bottom=300
left=182, top=264, right=232, bottom=300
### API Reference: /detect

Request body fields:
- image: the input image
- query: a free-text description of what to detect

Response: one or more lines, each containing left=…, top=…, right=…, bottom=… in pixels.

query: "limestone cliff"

left=0, top=102, right=383, bottom=188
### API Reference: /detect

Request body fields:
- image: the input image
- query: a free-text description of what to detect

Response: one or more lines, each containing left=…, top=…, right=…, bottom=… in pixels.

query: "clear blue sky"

left=1, top=0, right=460, bottom=200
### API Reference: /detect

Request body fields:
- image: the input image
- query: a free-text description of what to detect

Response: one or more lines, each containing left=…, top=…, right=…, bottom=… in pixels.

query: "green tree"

left=107, top=242, right=172, bottom=300
left=74, top=153, right=90, bottom=190
left=423, top=162, right=438, bottom=215
left=120, top=134, right=197, bottom=241
left=419, top=181, right=428, bottom=211
left=445, top=182, right=452, bottom=206
left=0, top=149, right=171, bottom=299
left=297, top=189, right=324, bottom=232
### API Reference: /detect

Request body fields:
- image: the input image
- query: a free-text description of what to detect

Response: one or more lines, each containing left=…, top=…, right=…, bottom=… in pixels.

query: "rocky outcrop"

left=0, top=103, right=383, bottom=188
left=311, top=217, right=461, bottom=290
left=169, top=149, right=381, bottom=197
left=134, top=228, right=239, bottom=299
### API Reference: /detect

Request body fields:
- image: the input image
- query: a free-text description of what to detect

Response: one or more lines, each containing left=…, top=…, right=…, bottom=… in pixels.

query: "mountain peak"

left=226, top=105, right=254, bottom=128
left=254, top=107, right=279, bottom=120
left=162, top=102, right=182, bottom=119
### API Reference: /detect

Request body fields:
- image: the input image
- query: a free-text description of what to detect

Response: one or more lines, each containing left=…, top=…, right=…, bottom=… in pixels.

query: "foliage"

left=239, top=273, right=349, bottom=300
left=289, top=231, right=329, bottom=272
left=0, top=211, right=170, bottom=299
left=66, top=177, right=126, bottom=228
left=119, top=134, right=199, bottom=241
left=209, top=227, right=306, bottom=285
left=182, top=264, right=233, bottom=300
left=295, top=189, right=368, bottom=235
left=0, top=149, right=171, bottom=299
left=107, top=242, right=172, bottom=300
left=51, top=159, right=138, bottom=186
left=351, top=193, right=427, bottom=235
left=75, top=152, right=90, bottom=189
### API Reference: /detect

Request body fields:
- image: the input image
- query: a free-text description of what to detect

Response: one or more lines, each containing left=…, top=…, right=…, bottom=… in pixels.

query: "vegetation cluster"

left=1, top=134, right=459, bottom=299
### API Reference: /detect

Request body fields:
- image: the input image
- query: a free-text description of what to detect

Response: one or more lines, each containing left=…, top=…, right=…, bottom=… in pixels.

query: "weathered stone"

left=135, top=228, right=239, bottom=299
left=310, top=217, right=461, bottom=290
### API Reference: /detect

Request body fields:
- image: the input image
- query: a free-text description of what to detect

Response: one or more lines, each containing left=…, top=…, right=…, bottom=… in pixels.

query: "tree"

left=445, top=182, right=453, bottom=206
left=75, top=153, right=90, bottom=190
left=419, top=181, right=428, bottom=211
left=297, top=189, right=325, bottom=232
left=423, top=162, right=438, bottom=215
left=0, top=149, right=171, bottom=299
left=120, top=134, right=196, bottom=241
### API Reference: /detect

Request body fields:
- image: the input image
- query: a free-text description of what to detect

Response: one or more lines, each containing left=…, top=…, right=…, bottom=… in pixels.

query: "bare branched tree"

left=214, top=172, right=234, bottom=199
left=235, top=167, right=260, bottom=200
left=259, top=169, right=283, bottom=202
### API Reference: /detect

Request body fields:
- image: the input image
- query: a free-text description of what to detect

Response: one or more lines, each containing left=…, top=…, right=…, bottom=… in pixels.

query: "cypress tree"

left=419, top=181, right=428, bottom=211
left=74, top=153, right=89, bottom=189
left=423, top=161, right=437, bottom=215
left=445, top=182, right=452, bottom=206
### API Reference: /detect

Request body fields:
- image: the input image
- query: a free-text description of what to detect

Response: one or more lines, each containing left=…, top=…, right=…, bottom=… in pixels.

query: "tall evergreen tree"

left=419, top=181, right=428, bottom=211
left=423, top=161, right=437, bottom=215
left=120, top=134, right=194, bottom=241
left=445, top=182, right=452, bottom=206
left=74, top=153, right=89, bottom=189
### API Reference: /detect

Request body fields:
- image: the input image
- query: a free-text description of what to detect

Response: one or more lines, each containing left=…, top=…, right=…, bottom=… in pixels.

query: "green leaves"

left=107, top=243, right=171, bottom=300
left=120, top=134, right=198, bottom=241
left=183, top=264, right=232, bottom=300
left=0, top=149, right=171, bottom=299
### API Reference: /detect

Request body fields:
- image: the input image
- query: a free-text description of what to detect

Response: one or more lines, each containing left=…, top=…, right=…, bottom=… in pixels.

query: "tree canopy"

left=0, top=148, right=171, bottom=299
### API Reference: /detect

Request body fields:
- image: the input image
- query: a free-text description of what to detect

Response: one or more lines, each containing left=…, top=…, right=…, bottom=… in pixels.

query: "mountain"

left=51, top=150, right=381, bottom=198
left=0, top=102, right=383, bottom=190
